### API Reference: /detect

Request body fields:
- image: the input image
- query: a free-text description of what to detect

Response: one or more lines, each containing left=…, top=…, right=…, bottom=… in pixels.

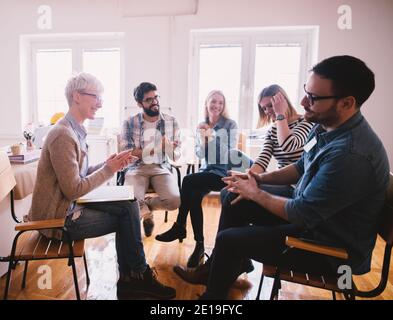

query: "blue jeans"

left=64, top=200, right=147, bottom=275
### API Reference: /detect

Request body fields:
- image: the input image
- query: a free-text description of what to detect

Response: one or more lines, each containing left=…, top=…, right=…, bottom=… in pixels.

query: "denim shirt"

left=285, top=111, right=390, bottom=274
left=195, top=117, right=238, bottom=177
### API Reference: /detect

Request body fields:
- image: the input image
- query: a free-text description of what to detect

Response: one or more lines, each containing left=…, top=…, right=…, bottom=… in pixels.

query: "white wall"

left=0, top=0, right=392, bottom=165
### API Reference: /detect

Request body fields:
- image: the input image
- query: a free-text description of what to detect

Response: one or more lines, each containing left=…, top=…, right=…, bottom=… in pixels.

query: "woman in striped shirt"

left=251, top=84, right=314, bottom=172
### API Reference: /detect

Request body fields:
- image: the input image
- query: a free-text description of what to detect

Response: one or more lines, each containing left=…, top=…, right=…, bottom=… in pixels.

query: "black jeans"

left=205, top=186, right=336, bottom=299
left=176, top=171, right=226, bottom=242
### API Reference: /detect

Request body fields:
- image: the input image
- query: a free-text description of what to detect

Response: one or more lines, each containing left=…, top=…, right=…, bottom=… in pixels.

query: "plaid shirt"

left=121, top=112, right=181, bottom=169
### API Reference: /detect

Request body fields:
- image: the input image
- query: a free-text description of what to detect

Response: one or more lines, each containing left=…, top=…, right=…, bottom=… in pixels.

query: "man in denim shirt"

left=175, top=56, right=390, bottom=299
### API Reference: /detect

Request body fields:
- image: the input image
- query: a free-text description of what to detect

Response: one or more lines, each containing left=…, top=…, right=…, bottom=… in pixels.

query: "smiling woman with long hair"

left=156, top=90, right=238, bottom=269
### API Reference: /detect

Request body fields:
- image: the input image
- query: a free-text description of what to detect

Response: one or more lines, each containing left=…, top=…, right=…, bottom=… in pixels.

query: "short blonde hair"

left=65, top=72, right=104, bottom=107
left=256, top=84, right=297, bottom=128
left=203, top=90, right=230, bottom=122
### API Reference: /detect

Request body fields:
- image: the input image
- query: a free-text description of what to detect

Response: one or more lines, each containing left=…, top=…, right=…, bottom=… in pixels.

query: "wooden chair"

left=0, top=153, right=89, bottom=300
left=256, top=172, right=393, bottom=300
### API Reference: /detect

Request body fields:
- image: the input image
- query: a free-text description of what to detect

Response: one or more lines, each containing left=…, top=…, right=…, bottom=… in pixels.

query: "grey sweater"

left=28, top=118, right=113, bottom=239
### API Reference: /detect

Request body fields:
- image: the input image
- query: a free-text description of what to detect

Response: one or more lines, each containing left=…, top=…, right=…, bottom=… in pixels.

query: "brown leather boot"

left=173, top=258, right=211, bottom=285
left=173, top=258, right=254, bottom=286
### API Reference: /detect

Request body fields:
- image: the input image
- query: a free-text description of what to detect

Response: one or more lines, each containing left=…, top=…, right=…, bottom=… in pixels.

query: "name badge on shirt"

left=303, top=137, right=317, bottom=153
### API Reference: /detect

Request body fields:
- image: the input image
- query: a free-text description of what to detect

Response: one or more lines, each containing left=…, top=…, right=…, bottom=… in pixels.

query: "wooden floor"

left=1, top=195, right=392, bottom=300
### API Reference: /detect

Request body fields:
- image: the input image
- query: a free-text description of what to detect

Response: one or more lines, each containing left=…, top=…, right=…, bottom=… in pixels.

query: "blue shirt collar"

left=315, top=111, right=364, bottom=143
left=207, top=116, right=226, bottom=130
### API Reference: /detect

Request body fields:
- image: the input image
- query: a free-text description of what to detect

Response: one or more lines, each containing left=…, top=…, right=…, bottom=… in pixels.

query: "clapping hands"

left=106, top=149, right=137, bottom=173
left=198, top=123, right=215, bottom=142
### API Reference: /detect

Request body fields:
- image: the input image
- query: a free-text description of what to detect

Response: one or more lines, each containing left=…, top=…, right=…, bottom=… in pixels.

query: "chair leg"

left=343, top=290, right=356, bottom=300
left=21, top=261, right=29, bottom=289
left=83, top=253, right=90, bottom=287
left=69, top=257, right=81, bottom=300
left=3, top=259, right=14, bottom=300
left=255, top=274, right=264, bottom=300
left=270, top=278, right=280, bottom=300
left=164, top=211, right=168, bottom=223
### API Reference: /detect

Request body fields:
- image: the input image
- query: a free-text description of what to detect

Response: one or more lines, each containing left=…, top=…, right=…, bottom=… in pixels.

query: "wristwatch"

left=276, top=114, right=286, bottom=121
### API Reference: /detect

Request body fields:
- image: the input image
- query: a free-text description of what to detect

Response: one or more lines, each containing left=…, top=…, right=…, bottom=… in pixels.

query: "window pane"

left=83, top=48, right=121, bottom=129
left=36, top=49, right=72, bottom=125
left=198, top=45, right=242, bottom=124
left=253, top=45, right=301, bottom=128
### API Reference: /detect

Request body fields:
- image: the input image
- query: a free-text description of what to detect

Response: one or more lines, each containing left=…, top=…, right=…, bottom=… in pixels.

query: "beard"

left=304, top=102, right=340, bottom=127
left=143, top=104, right=160, bottom=117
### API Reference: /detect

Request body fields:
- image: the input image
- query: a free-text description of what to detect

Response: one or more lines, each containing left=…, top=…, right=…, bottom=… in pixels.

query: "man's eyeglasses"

left=80, top=92, right=103, bottom=103
left=142, top=95, right=160, bottom=105
left=303, top=84, right=342, bottom=105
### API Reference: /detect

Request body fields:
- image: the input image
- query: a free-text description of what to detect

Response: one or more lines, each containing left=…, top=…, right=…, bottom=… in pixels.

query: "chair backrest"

left=0, top=152, right=16, bottom=203
left=379, top=172, right=393, bottom=245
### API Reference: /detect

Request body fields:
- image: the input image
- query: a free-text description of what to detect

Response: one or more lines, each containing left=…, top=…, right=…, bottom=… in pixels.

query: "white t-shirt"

left=142, top=119, right=161, bottom=164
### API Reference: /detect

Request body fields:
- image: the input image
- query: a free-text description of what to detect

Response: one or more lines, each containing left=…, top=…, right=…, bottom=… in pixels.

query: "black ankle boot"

left=155, top=222, right=186, bottom=243
left=187, top=241, right=205, bottom=268
left=117, top=265, right=176, bottom=300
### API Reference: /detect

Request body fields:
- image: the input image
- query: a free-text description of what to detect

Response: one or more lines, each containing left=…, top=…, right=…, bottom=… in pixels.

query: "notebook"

left=8, top=149, right=41, bottom=164
left=77, top=185, right=134, bottom=204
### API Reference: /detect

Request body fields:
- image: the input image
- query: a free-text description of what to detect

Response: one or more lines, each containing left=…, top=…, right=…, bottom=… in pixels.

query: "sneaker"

left=117, top=265, right=176, bottom=300
left=187, top=241, right=205, bottom=268
left=155, top=222, right=186, bottom=243
left=143, top=218, right=155, bottom=237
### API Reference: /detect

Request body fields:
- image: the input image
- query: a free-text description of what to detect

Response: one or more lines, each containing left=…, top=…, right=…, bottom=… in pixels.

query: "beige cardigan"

left=28, top=118, right=113, bottom=239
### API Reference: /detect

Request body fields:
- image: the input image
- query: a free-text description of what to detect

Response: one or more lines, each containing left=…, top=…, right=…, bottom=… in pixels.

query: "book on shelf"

left=8, top=149, right=41, bottom=163
left=77, top=185, right=134, bottom=204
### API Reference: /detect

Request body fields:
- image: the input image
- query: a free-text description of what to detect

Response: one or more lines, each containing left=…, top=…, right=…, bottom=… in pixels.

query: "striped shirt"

left=254, top=117, right=314, bottom=170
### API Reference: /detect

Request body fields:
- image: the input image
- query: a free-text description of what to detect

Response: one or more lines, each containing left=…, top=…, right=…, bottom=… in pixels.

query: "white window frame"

left=23, top=33, right=125, bottom=128
left=188, top=26, right=319, bottom=130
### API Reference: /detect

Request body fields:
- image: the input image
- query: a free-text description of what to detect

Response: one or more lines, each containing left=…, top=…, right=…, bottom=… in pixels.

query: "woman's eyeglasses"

left=260, top=102, right=273, bottom=112
left=79, top=92, right=103, bottom=103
